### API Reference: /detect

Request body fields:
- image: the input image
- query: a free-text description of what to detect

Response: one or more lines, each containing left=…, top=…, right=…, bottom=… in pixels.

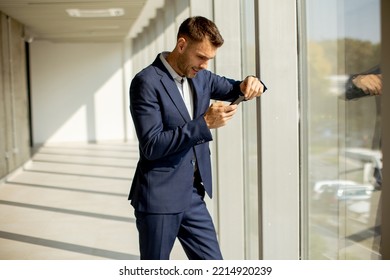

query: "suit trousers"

left=134, top=182, right=222, bottom=260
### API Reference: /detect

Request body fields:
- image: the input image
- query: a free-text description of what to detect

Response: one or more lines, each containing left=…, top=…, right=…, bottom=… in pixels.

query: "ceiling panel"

left=0, top=0, right=147, bottom=42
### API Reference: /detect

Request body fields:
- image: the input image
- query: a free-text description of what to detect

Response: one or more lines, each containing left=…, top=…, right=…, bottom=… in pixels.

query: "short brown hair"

left=177, top=16, right=224, bottom=47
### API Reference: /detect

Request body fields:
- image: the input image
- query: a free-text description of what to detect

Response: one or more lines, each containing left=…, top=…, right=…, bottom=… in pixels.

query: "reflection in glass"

left=301, top=0, right=381, bottom=259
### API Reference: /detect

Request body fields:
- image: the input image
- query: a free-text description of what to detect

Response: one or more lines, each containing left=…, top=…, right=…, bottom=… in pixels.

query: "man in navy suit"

left=129, top=16, right=266, bottom=260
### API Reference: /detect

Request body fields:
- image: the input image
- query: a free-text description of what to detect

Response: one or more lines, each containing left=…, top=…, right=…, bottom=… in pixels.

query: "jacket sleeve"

left=207, top=71, right=243, bottom=102
left=345, top=65, right=381, bottom=100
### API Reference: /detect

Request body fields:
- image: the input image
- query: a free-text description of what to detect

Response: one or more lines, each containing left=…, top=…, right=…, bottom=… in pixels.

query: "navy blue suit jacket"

left=129, top=54, right=242, bottom=214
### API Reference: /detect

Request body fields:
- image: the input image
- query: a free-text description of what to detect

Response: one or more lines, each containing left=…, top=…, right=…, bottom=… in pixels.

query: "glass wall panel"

left=301, top=0, right=382, bottom=259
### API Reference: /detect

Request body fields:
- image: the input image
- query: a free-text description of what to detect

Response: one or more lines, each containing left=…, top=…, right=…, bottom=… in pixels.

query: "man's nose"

left=200, top=61, right=208, bottom=69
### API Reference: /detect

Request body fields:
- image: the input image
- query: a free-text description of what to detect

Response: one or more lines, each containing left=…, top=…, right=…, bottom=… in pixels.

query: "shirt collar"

left=160, top=52, right=184, bottom=82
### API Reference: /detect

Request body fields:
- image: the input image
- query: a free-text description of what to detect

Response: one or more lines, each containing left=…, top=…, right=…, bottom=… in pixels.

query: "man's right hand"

left=204, top=102, right=238, bottom=129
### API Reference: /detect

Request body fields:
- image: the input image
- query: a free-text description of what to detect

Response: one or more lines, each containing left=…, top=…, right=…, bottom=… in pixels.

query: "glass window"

left=300, top=0, right=382, bottom=259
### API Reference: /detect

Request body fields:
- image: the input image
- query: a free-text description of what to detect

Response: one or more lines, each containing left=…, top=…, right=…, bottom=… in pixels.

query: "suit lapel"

left=160, top=74, right=192, bottom=122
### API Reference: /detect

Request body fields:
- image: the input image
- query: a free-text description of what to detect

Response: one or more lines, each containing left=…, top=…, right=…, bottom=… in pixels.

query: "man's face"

left=177, top=37, right=217, bottom=78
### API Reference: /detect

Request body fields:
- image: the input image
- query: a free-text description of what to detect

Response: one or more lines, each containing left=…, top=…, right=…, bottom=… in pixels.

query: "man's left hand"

left=239, top=76, right=266, bottom=100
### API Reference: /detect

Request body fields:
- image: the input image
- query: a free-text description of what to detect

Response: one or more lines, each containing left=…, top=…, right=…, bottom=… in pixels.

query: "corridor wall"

left=30, top=41, right=128, bottom=144
left=0, top=12, right=30, bottom=179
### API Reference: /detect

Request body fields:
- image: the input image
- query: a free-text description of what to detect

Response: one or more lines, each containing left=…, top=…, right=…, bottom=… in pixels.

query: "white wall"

left=30, top=41, right=129, bottom=145
left=257, top=0, right=300, bottom=259
left=213, top=0, right=246, bottom=260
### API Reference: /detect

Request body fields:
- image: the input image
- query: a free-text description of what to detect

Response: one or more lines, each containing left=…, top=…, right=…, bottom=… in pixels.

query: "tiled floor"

left=0, top=141, right=185, bottom=260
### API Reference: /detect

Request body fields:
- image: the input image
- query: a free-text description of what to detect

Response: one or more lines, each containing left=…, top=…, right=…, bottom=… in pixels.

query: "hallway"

left=0, top=142, right=185, bottom=260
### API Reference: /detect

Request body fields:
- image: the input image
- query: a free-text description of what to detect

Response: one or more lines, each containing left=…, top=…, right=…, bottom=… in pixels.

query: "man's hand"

left=352, top=74, right=382, bottom=96
left=240, top=76, right=266, bottom=100
left=204, top=102, right=238, bottom=129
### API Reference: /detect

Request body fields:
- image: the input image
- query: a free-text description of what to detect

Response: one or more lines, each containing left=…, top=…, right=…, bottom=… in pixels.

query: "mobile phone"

left=230, top=95, right=245, bottom=105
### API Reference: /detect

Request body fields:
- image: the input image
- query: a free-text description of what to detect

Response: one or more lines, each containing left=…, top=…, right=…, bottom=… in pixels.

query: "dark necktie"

left=178, top=77, right=193, bottom=119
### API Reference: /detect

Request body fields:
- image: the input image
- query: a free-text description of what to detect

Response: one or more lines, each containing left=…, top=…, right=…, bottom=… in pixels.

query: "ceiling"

left=0, top=0, right=147, bottom=43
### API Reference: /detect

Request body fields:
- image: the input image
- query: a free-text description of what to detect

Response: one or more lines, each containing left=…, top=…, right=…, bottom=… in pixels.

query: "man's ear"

left=177, top=37, right=187, bottom=53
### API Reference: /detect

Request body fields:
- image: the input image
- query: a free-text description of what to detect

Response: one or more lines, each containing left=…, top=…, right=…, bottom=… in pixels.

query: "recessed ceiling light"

left=66, top=8, right=124, bottom=18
